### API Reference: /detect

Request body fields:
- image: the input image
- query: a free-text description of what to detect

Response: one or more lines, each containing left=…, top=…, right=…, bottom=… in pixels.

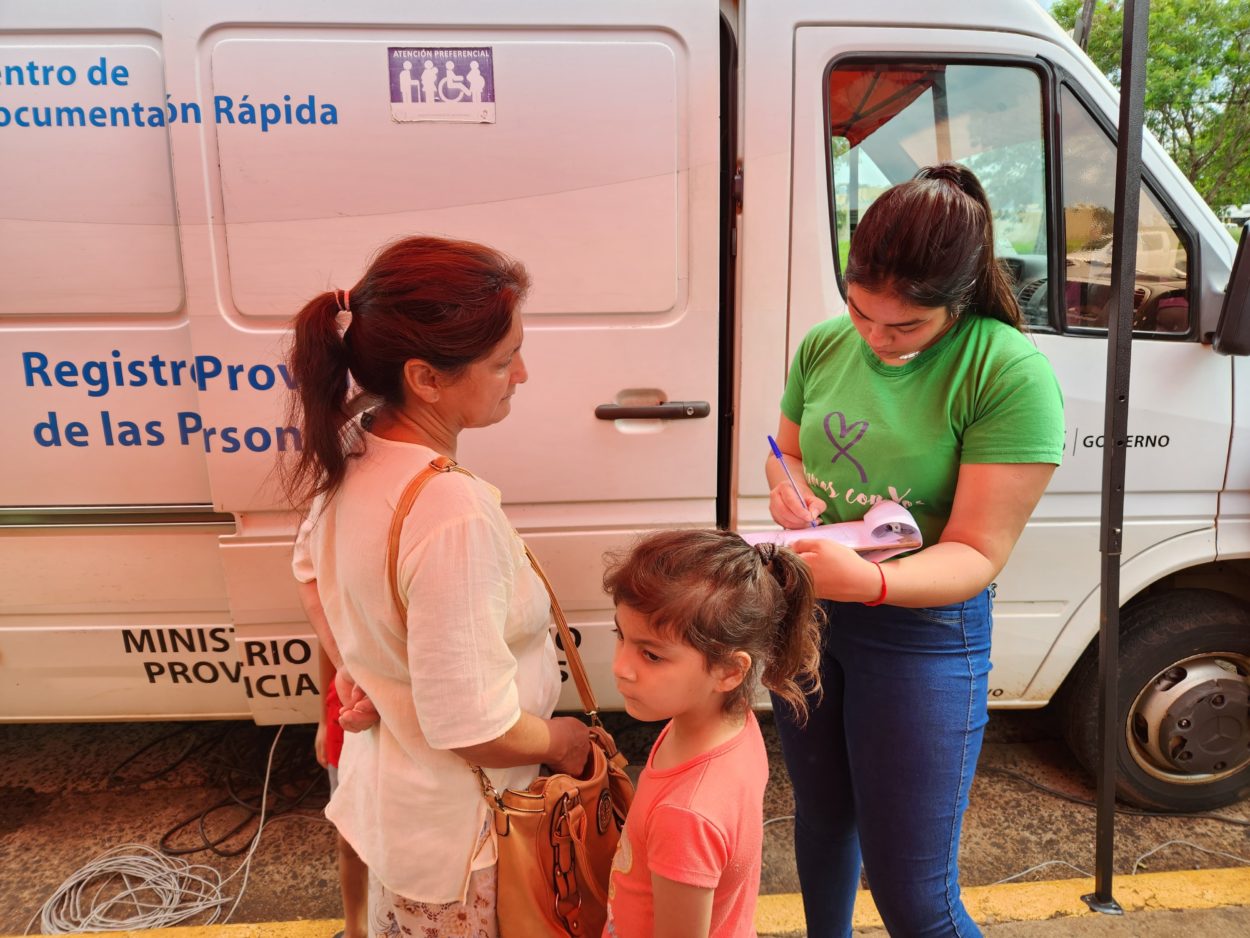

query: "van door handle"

left=594, top=401, right=711, bottom=420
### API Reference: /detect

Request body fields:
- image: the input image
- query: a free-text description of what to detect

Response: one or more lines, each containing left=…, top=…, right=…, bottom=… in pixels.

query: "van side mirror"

left=1214, top=222, right=1250, bottom=355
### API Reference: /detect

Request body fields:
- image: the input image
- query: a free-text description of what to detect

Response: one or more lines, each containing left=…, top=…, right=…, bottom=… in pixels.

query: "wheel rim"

left=1126, top=651, right=1250, bottom=784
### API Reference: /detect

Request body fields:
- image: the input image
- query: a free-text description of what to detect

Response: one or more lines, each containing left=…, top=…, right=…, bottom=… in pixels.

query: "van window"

left=1059, top=85, right=1191, bottom=335
left=825, top=62, right=1049, bottom=328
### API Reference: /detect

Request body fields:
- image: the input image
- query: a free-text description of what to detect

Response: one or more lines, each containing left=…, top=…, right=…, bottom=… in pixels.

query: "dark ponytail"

left=603, top=530, right=824, bottom=724
left=756, top=544, right=824, bottom=724
left=282, top=289, right=357, bottom=509
left=281, top=236, right=530, bottom=508
left=845, top=162, right=1023, bottom=330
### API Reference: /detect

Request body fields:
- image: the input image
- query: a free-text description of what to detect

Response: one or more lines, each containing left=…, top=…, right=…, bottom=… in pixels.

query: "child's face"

left=611, top=603, right=738, bottom=724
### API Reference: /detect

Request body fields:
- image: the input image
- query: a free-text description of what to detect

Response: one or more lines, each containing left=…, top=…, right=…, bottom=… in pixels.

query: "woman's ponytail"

left=760, top=548, right=824, bottom=725
left=281, top=290, right=356, bottom=507
left=848, top=162, right=1024, bottom=331
left=917, top=164, right=1023, bottom=330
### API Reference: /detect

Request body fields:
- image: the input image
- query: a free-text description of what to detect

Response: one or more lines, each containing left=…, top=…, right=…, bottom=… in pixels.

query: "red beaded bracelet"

left=863, top=561, right=888, bottom=606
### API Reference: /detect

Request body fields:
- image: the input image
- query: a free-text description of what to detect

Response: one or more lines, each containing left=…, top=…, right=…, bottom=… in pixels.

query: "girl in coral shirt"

left=602, top=530, right=824, bottom=938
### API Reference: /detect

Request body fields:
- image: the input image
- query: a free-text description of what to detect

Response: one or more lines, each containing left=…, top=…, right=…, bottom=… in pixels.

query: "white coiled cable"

left=29, top=726, right=284, bottom=935
left=33, top=844, right=229, bottom=933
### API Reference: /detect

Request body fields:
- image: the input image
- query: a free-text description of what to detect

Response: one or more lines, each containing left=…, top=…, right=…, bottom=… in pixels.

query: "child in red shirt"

left=602, top=531, right=824, bottom=938
left=316, top=648, right=368, bottom=938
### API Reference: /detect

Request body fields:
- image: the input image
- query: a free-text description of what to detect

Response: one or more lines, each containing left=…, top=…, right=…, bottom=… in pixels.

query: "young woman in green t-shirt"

left=766, top=164, right=1065, bottom=938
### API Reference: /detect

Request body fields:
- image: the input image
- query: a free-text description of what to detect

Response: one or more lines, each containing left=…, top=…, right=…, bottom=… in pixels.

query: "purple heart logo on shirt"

left=823, top=411, right=870, bottom=484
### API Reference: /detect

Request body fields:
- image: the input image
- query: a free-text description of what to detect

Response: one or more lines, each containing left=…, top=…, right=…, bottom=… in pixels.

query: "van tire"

left=1060, top=589, right=1250, bottom=812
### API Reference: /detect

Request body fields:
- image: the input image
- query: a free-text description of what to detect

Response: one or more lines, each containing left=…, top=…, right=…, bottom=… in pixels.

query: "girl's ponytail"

left=282, top=290, right=355, bottom=507
left=758, top=546, right=824, bottom=725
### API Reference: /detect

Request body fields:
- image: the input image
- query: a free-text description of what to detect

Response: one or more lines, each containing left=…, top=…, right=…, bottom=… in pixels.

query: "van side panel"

left=2, top=1, right=721, bottom=722
left=0, top=27, right=203, bottom=503
left=0, top=524, right=244, bottom=720
left=0, top=37, right=183, bottom=316
left=0, top=12, right=245, bottom=721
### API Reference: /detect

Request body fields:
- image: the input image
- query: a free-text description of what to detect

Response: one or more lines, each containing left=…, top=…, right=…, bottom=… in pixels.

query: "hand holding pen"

left=768, top=435, right=824, bottom=529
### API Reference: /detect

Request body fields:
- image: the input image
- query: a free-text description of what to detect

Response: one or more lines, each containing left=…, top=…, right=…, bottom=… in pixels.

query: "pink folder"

left=739, top=500, right=922, bottom=563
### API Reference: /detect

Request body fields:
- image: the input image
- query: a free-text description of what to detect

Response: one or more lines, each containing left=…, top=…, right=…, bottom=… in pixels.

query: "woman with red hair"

left=286, top=236, right=590, bottom=937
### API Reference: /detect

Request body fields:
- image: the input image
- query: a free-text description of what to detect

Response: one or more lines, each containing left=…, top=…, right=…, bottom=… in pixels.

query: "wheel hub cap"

left=1129, top=655, right=1250, bottom=783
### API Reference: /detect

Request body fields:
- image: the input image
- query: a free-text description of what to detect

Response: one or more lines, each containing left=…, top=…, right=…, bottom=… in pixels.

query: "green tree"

left=1050, top=0, right=1250, bottom=211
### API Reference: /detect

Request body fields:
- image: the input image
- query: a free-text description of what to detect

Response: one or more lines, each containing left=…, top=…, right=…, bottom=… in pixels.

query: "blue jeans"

left=772, top=591, right=992, bottom=938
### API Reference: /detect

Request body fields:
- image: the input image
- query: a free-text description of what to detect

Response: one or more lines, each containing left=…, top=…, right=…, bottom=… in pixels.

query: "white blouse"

left=293, top=430, right=560, bottom=902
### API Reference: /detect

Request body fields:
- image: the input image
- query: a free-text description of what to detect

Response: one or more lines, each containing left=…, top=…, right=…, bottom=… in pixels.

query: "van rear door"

left=0, top=2, right=243, bottom=721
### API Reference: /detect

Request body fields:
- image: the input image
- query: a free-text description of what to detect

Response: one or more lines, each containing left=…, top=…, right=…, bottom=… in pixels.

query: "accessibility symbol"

left=388, top=47, right=495, bottom=124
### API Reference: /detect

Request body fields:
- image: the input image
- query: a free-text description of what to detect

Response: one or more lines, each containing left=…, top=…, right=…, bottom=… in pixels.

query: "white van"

left=2, top=0, right=1248, bottom=811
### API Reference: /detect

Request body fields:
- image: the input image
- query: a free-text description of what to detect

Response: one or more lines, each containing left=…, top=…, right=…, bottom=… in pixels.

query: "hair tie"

left=754, top=542, right=778, bottom=567
left=334, top=288, right=352, bottom=336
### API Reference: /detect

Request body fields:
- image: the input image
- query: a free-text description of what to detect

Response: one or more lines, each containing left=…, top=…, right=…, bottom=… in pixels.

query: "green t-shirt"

left=780, top=313, right=1065, bottom=546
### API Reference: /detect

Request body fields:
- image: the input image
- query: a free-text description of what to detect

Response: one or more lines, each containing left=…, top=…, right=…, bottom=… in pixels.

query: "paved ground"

left=2, top=711, right=1248, bottom=936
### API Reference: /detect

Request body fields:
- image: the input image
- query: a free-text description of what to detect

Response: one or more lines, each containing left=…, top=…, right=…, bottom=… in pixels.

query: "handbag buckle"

left=473, top=766, right=503, bottom=806
left=550, top=793, right=581, bottom=909
left=550, top=791, right=579, bottom=848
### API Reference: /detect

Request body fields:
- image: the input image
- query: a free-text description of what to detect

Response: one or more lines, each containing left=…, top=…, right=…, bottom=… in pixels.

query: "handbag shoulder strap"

left=521, top=544, right=601, bottom=724
left=386, top=456, right=474, bottom=616
left=386, top=456, right=602, bottom=723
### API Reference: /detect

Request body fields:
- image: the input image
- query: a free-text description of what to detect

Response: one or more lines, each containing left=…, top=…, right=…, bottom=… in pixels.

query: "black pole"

left=1081, top=0, right=1150, bottom=916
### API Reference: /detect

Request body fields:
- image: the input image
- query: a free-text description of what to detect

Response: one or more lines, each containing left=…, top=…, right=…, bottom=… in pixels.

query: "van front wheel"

left=1061, top=589, right=1250, bottom=812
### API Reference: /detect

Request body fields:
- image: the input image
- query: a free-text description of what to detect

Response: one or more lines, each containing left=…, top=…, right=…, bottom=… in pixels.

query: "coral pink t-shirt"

left=604, top=710, right=767, bottom=938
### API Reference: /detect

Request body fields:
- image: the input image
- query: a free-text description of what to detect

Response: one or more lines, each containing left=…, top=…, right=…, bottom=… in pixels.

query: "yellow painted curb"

left=750, top=870, right=1250, bottom=935
left=755, top=867, right=1250, bottom=935
left=7, top=869, right=1247, bottom=937
left=966, top=866, right=1250, bottom=922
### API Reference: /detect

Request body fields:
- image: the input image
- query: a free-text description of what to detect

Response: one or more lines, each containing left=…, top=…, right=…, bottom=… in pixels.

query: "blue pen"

left=768, top=435, right=819, bottom=528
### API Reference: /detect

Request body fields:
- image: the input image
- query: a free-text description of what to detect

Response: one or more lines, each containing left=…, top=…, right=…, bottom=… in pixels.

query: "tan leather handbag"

left=387, top=456, right=634, bottom=938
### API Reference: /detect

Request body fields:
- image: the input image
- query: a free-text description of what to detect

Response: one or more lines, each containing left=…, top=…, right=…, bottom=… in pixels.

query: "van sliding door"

left=194, top=0, right=722, bottom=716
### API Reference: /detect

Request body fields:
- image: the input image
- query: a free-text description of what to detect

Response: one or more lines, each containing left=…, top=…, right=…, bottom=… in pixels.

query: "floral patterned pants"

left=369, top=866, right=498, bottom=938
